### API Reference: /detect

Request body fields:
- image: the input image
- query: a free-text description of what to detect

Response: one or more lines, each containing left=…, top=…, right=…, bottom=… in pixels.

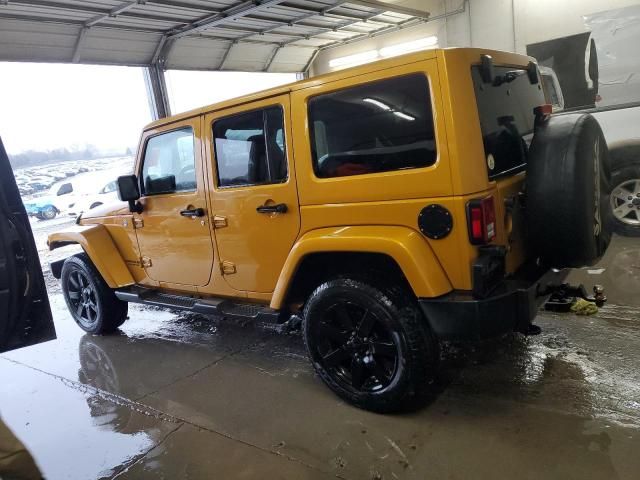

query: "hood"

left=80, top=200, right=130, bottom=220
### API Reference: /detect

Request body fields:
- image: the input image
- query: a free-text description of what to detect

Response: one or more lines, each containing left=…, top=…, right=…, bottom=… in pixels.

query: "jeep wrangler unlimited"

left=49, top=48, right=611, bottom=412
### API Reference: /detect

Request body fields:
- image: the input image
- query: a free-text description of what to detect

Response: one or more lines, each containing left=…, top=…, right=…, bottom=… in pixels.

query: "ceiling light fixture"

left=362, top=98, right=391, bottom=110
left=393, top=111, right=416, bottom=121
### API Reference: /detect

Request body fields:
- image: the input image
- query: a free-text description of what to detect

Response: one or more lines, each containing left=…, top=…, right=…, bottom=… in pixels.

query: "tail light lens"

left=467, top=196, right=496, bottom=245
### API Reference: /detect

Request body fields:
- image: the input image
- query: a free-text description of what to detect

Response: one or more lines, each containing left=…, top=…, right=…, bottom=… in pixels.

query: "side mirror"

left=116, top=175, right=143, bottom=214
left=527, top=61, right=540, bottom=85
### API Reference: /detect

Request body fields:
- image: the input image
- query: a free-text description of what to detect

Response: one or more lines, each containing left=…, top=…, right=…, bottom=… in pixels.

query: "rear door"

left=204, top=95, right=300, bottom=293
left=0, top=137, right=55, bottom=353
left=134, top=117, right=215, bottom=287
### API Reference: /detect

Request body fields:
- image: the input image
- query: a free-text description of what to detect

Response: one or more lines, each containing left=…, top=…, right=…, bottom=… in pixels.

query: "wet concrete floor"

left=1, top=218, right=639, bottom=479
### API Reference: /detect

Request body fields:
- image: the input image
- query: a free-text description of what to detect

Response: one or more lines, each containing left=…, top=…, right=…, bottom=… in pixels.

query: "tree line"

left=9, top=146, right=133, bottom=169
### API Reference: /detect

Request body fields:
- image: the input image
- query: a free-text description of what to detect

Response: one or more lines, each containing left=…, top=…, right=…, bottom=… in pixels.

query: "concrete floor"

left=1, top=218, right=639, bottom=480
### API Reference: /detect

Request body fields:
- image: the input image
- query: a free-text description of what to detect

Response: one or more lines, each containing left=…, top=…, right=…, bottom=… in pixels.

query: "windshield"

left=471, top=65, right=546, bottom=178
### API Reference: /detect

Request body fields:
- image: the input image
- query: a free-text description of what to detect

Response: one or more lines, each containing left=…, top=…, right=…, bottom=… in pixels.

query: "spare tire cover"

left=526, top=113, right=612, bottom=268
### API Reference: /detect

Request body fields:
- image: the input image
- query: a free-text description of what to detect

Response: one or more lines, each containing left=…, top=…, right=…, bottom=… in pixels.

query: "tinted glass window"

left=213, top=106, right=287, bottom=187
left=56, top=183, right=73, bottom=196
left=101, top=181, right=117, bottom=194
left=471, top=65, right=545, bottom=178
left=308, top=74, right=436, bottom=179
left=142, top=127, right=195, bottom=195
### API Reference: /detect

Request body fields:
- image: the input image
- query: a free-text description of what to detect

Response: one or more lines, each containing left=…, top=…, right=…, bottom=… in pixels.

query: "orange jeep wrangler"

left=49, top=48, right=611, bottom=412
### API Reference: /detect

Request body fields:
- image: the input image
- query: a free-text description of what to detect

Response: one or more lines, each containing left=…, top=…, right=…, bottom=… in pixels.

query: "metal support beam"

left=302, top=48, right=320, bottom=75
left=71, top=26, right=90, bottom=63
left=151, top=34, right=167, bottom=64
left=347, top=0, right=429, bottom=18
left=263, top=45, right=281, bottom=72
left=143, top=63, right=171, bottom=120
left=85, top=1, right=138, bottom=27
left=319, top=0, right=465, bottom=52
left=167, top=0, right=289, bottom=40
left=218, top=41, right=236, bottom=70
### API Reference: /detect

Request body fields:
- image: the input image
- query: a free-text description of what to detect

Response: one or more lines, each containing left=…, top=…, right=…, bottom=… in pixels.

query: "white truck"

left=533, top=6, right=640, bottom=237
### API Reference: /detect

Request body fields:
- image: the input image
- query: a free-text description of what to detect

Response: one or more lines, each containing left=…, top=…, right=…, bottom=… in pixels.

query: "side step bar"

left=115, top=287, right=287, bottom=324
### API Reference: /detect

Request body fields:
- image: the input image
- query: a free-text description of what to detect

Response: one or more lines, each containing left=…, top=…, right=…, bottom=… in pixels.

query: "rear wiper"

left=492, top=70, right=526, bottom=86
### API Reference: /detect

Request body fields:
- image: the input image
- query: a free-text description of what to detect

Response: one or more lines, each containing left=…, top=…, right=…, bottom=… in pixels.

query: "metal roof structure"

left=0, top=0, right=430, bottom=72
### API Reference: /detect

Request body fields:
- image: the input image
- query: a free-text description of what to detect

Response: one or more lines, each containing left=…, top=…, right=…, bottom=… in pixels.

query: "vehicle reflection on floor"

left=0, top=235, right=638, bottom=479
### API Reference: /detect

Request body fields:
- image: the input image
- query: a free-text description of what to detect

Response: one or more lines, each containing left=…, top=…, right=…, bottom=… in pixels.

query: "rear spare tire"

left=526, top=113, right=612, bottom=267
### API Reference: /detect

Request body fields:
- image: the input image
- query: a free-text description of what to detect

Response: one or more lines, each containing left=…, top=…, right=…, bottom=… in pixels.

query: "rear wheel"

left=61, top=253, right=128, bottom=334
left=303, top=278, right=438, bottom=413
left=41, top=205, right=57, bottom=220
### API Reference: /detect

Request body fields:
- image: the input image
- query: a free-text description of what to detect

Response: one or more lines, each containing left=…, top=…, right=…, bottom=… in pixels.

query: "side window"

left=101, top=181, right=117, bottom=194
left=141, top=127, right=196, bottom=195
left=213, top=106, right=287, bottom=188
left=56, top=183, right=73, bottom=196
left=308, top=74, right=437, bottom=178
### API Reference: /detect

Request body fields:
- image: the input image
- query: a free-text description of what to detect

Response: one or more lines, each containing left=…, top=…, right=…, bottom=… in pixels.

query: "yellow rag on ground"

left=570, top=298, right=599, bottom=316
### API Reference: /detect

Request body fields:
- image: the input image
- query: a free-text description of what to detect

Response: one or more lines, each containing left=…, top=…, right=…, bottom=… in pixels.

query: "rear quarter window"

left=308, top=74, right=437, bottom=179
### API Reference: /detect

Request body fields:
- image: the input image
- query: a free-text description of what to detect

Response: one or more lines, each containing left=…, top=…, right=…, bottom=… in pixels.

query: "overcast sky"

left=0, top=62, right=296, bottom=155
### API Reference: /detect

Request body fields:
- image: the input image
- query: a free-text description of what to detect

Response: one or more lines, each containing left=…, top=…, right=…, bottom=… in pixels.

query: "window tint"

left=56, top=183, right=73, bottom=196
left=101, top=181, right=117, bottom=194
left=471, top=65, right=545, bottom=178
left=213, top=106, right=287, bottom=188
left=308, top=74, right=437, bottom=179
left=142, top=127, right=196, bottom=195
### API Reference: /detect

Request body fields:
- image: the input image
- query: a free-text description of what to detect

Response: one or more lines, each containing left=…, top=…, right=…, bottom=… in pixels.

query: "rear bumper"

left=419, top=267, right=569, bottom=340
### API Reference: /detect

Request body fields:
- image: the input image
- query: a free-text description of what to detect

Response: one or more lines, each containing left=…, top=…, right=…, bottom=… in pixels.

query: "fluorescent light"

left=393, top=111, right=416, bottom=121
left=379, top=36, right=438, bottom=58
left=328, top=50, right=379, bottom=68
left=362, top=98, right=391, bottom=110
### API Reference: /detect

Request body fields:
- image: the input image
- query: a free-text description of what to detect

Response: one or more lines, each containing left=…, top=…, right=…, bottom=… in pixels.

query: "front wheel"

left=61, top=253, right=128, bottom=334
left=303, top=278, right=438, bottom=413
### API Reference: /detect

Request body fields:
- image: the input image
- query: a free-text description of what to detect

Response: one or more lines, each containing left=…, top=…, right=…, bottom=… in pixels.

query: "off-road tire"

left=526, top=113, right=612, bottom=267
left=61, top=253, right=128, bottom=334
left=303, top=278, right=438, bottom=413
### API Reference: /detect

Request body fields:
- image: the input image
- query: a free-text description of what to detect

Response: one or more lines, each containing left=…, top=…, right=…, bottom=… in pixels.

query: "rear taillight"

left=467, top=196, right=496, bottom=245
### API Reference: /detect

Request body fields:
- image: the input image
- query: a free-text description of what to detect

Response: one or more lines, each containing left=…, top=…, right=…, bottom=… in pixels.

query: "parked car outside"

left=540, top=66, right=640, bottom=237
left=66, top=179, right=120, bottom=217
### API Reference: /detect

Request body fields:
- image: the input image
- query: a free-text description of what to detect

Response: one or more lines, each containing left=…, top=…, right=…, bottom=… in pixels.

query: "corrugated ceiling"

left=0, top=0, right=430, bottom=72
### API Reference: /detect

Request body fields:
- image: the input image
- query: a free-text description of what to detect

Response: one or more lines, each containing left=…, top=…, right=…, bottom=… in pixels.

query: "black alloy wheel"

left=66, top=269, right=100, bottom=330
left=312, top=301, right=399, bottom=393
left=303, top=278, right=438, bottom=413
left=61, top=253, right=128, bottom=334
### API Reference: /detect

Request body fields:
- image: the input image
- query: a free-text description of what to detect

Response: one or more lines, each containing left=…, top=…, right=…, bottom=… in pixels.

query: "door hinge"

left=220, top=260, right=236, bottom=275
left=133, top=217, right=144, bottom=229
left=212, top=215, right=227, bottom=229
left=140, top=256, right=152, bottom=268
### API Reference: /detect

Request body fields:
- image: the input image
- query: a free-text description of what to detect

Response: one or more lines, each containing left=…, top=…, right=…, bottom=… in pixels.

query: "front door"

left=204, top=95, right=300, bottom=293
left=0, top=136, right=56, bottom=353
left=134, top=118, right=215, bottom=287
